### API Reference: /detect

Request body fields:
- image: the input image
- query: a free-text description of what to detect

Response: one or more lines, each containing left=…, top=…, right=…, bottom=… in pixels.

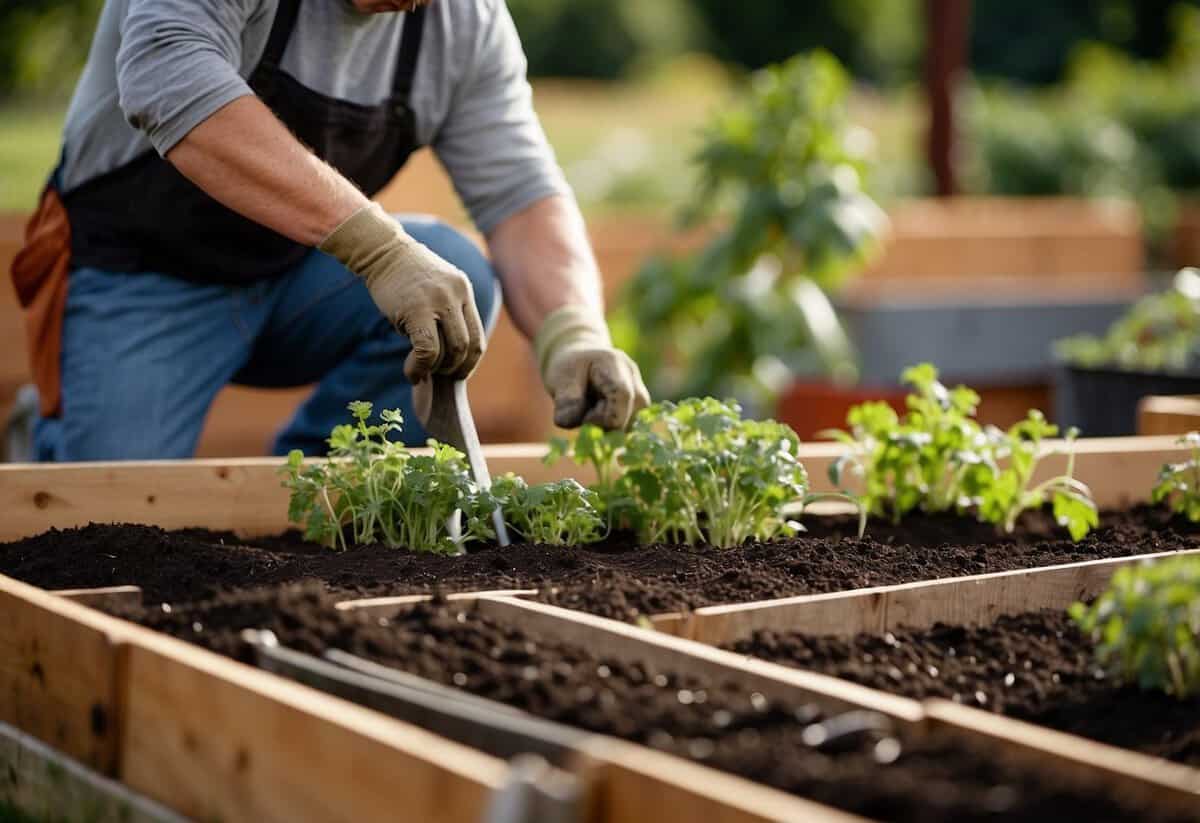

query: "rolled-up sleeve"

left=116, top=0, right=260, bottom=155
left=434, top=1, right=570, bottom=234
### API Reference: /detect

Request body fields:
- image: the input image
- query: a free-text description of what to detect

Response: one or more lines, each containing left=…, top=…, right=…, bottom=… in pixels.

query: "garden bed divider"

left=461, top=596, right=1200, bottom=812
left=0, top=436, right=1188, bottom=542
left=924, top=700, right=1200, bottom=814
left=52, top=585, right=143, bottom=608
left=686, top=548, right=1200, bottom=646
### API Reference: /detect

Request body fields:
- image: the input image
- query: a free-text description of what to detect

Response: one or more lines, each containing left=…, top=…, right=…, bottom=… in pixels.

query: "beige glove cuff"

left=319, top=202, right=419, bottom=286
left=533, top=304, right=612, bottom=382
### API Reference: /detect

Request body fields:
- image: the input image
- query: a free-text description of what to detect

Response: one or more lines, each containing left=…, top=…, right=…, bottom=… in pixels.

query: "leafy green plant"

left=1153, top=431, right=1200, bottom=522
left=976, top=412, right=1098, bottom=541
left=1056, top=269, right=1200, bottom=372
left=550, top=397, right=858, bottom=548
left=1070, top=556, right=1200, bottom=698
left=610, top=51, right=886, bottom=411
left=825, top=363, right=1097, bottom=540
left=823, top=363, right=993, bottom=523
left=491, top=474, right=605, bottom=546
left=281, top=402, right=495, bottom=555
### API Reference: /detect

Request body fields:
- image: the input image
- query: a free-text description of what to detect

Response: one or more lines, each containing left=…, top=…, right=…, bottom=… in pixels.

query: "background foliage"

left=3, top=0, right=1200, bottom=97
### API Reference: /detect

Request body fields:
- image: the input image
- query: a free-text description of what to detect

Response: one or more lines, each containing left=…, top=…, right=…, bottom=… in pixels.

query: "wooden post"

left=926, top=0, right=971, bottom=196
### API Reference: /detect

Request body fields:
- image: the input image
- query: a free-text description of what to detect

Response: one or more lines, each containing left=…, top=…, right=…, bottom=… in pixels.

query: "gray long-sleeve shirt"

left=60, top=0, right=569, bottom=234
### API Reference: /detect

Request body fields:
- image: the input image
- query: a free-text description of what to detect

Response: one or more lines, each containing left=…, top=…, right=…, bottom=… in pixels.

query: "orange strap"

left=11, top=186, right=71, bottom=418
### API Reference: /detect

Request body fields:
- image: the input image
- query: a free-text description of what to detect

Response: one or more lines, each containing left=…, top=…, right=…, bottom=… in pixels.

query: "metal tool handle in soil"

left=414, top=375, right=512, bottom=547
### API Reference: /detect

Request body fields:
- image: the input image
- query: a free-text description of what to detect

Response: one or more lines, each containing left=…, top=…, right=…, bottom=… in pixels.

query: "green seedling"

left=491, top=474, right=605, bottom=546
left=281, top=401, right=495, bottom=554
left=550, top=397, right=859, bottom=548
left=975, top=412, right=1098, bottom=541
left=1070, top=556, right=1200, bottom=698
left=823, top=363, right=992, bottom=523
left=1153, top=432, right=1200, bottom=522
left=825, top=363, right=1097, bottom=540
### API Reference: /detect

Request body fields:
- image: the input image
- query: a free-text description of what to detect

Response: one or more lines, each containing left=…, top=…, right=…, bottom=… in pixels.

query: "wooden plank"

left=53, top=586, right=143, bottom=609
left=0, top=720, right=185, bottom=823
left=117, top=626, right=506, bottom=823
left=576, top=737, right=868, bottom=823
left=472, top=597, right=1198, bottom=818
left=689, top=549, right=1200, bottom=648
left=335, top=590, right=538, bottom=614
left=0, top=445, right=587, bottom=541
left=470, top=596, right=924, bottom=723
left=0, top=575, right=127, bottom=774
left=0, top=571, right=510, bottom=823
left=647, top=613, right=690, bottom=637
left=1138, top=394, right=1200, bottom=437
left=926, top=700, right=1200, bottom=814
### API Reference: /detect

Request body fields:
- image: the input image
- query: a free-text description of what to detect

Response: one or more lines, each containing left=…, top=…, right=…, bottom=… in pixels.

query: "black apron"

left=61, top=0, right=427, bottom=284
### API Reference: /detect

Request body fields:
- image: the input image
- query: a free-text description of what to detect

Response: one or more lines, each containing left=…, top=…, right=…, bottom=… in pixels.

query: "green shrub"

left=611, top=52, right=885, bottom=410
left=1070, top=556, right=1200, bottom=698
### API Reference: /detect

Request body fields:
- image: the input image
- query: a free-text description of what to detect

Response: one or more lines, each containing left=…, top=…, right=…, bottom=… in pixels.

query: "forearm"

left=486, top=194, right=605, bottom=340
left=164, top=96, right=367, bottom=245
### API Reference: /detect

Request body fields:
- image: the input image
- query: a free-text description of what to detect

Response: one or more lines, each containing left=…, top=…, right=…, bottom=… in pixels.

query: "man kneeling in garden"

left=13, top=0, right=648, bottom=460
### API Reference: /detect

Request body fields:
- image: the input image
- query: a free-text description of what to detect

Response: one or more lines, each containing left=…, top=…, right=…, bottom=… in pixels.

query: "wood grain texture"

left=0, top=575, right=127, bottom=774
left=0, top=436, right=1182, bottom=542
left=0, top=720, right=185, bottom=823
left=577, top=738, right=869, bottom=823
left=117, top=627, right=506, bottom=823
left=0, top=446, right=590, bottom=541
left=1138, top=395, right=1200, bottom=437
left=689, top=549, right=1200, bottom=647
left=474, top=596, right=924, bottom=723
left=927, top=700, right=1200, bottom=814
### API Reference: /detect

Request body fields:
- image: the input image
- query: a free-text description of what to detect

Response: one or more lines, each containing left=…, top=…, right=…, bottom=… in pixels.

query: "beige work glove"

left=320, top=202, right=485, bottom=382
left=534, top=305, right=650, bottom=431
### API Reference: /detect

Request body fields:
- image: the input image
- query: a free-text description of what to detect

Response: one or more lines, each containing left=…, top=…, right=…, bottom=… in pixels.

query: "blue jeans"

left=34, top=216, right=500, bottom=461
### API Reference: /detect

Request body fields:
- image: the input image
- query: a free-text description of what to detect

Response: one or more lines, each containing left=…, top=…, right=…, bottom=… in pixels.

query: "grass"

left=0, top=102, right=63, bottom=212
left=0, top=59, right=924, bottom=216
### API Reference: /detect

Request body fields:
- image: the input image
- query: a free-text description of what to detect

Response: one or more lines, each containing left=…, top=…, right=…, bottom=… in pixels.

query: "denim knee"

left=394, top=216, right=501, bottom=332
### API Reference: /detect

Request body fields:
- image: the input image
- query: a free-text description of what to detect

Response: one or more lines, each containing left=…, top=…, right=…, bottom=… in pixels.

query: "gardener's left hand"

left=535, top=305, right=650, bottom=430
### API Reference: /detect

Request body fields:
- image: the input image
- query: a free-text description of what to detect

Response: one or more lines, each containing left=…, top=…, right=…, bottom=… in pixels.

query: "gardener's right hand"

left=319, top=202, right=485, bottom=383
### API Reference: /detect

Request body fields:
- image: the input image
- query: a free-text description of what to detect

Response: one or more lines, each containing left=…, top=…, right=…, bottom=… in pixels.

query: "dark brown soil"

left=3, top=506, right=1196, bottom=620
left=109, top=585, right=1188, bottom=823
left=727, top=610, right=1200, bottom=767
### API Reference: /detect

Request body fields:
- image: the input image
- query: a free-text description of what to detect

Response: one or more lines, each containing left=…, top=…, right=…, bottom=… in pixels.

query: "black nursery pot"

left=1054, top=363, right=1200, bottom=436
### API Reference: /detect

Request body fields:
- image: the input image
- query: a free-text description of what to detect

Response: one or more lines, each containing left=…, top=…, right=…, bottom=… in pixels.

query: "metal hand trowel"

left=414, top=374, right=511, bottom=547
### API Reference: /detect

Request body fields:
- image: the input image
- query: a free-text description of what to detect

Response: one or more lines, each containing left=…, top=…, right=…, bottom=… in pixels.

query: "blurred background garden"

left=4, top=0, right=1200, bottom=452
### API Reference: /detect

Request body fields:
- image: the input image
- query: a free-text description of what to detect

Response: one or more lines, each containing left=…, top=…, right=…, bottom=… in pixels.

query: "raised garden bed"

left=5, top=418, right=1200, bottom=819
left=682, top=551, right=1200, bottom=782
left=0, top=437, right=1194, bottom=625
left=86, top=587, right=1200, bottom=822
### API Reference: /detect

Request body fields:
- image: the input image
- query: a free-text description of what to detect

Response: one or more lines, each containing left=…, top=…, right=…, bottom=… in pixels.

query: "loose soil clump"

left=108, top=585, right=1186, bottom=823
left=727, top=610, right=1200, bottom=766
left=3, top=507, right=1195, bottom=620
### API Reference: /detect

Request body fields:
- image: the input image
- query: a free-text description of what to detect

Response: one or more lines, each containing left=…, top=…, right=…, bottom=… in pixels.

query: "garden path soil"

left=3, top=506, right=1197, bottom=620
left=726, top=610, right=1200, bottom=767
left=108, top=585, right=1187, bottom=823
